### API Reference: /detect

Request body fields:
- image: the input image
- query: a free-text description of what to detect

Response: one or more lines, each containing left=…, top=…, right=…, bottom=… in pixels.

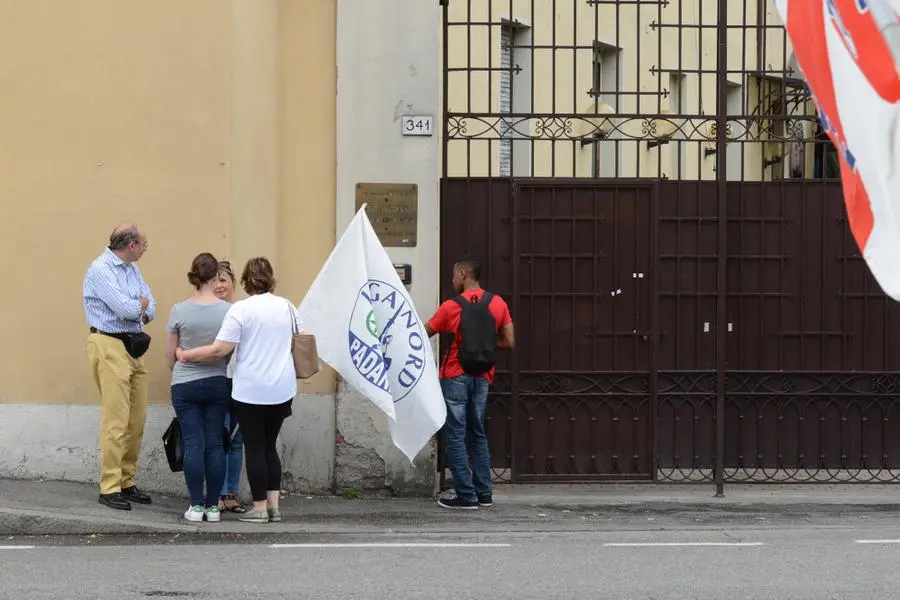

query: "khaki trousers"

left=87, top=333, right=148, bottom=495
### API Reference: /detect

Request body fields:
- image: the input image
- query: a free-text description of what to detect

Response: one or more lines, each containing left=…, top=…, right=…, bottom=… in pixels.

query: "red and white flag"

left=775, top=0, right=900, bottom=298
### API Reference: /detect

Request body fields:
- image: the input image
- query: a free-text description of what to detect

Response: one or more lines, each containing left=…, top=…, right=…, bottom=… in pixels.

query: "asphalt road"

left=3, top=519, right=900, bottom=600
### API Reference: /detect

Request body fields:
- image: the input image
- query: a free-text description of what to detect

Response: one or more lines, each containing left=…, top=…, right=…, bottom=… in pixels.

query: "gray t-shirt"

left=167, top=299, right=231, bottom=386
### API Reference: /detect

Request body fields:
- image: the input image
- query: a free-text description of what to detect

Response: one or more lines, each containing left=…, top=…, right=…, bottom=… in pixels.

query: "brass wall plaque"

left=355, top=183, right=418, bottom=247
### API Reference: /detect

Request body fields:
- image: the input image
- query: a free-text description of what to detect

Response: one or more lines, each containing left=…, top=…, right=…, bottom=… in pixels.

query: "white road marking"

left=603, top=542, right=765, bottom=547
left=0, top=546, right=35, bottom=550
left=855, top=539, right=900, bottom=544
left=269, top=543, right=511, bottom=549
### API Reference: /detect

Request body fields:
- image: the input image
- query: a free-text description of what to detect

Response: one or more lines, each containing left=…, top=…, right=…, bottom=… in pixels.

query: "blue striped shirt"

left=83, top=248, right=156, bottom=334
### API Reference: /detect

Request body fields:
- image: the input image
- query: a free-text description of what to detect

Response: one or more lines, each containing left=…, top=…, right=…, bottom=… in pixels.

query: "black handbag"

left=162, top=417, right=184, bottom=472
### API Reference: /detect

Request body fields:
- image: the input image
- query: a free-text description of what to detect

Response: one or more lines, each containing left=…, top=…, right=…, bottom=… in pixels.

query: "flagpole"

left=869, top=0, right=900, bottom=76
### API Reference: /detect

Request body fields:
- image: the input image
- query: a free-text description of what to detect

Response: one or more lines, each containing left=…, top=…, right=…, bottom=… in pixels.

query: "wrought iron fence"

left=439, top=0, right=900, bottom=490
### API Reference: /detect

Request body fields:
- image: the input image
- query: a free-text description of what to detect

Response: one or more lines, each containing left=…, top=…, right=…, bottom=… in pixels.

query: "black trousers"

left=233, top=399, right=292, bottom=502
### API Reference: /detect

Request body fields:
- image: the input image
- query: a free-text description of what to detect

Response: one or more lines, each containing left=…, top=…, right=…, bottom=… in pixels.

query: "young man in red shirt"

left=425, top=260, right=515, bottom=509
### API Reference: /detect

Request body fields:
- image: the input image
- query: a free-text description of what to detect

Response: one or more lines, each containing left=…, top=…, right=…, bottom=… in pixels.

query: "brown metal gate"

left=440, top=0, right=900, bottom=487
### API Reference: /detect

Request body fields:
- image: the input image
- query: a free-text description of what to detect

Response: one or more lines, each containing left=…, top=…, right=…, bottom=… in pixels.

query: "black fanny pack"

left=121, top=332, right=152, bottom=359
left=93, top=329, right=152, bottom=359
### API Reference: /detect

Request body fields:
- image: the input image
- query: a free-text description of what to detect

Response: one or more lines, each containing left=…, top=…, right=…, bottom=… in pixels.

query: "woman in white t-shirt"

left=178, top=257, right=296, bottom=524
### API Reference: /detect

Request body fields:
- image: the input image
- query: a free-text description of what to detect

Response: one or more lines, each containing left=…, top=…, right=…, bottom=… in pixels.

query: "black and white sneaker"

left=477, top=494, right=494, bottom=508
left=438, top=496, right=479, bottom=510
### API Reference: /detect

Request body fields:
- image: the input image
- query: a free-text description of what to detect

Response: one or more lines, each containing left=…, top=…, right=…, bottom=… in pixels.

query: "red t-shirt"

left=427, top=288, right=512, bottom=383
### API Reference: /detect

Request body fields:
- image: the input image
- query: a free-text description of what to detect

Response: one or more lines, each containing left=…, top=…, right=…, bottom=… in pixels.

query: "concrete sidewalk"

left=1, top=478, right=898, bottom=537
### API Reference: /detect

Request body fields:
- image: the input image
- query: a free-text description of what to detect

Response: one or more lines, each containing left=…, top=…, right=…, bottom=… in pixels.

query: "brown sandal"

left=220, top=494, right=247, bottom=514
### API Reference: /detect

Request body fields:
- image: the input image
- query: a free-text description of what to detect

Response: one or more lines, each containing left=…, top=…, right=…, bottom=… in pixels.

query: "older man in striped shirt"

left=83, top=223, right=156, bottom=511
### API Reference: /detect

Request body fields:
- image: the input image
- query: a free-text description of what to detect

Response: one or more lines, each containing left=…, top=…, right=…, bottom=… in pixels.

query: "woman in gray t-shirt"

left=165, top=253, right=231, bottom=524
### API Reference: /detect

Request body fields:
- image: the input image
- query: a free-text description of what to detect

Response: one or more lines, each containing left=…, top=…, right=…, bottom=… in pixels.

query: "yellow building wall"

left=279, top=0, right=337, bottom=397
left=0, top=1, right=336, bottom=407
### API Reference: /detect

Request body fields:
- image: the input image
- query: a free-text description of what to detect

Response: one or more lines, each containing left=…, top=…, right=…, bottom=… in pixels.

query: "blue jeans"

left=441, top=375, right=491, bottom=502
left=171, top=376, right=230, bottom=507
left=221, top=411, right=244, bottom=496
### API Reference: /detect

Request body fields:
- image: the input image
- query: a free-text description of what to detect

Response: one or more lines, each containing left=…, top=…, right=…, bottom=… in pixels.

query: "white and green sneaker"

left=184, top=505, right=204, bottom=522
left=205, top=506, right=221, bottom=523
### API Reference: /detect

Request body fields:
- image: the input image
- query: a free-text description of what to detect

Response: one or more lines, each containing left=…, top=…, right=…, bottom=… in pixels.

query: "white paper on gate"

left=297, top=205, right=446, bottom=462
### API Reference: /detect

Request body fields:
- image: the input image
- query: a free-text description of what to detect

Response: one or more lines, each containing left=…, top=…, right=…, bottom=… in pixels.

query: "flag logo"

left=347, top=279, right=427, bottom=402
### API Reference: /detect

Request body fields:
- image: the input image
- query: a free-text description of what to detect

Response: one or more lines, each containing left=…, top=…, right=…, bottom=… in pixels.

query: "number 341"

left=402, top=116, right=433, bottom=136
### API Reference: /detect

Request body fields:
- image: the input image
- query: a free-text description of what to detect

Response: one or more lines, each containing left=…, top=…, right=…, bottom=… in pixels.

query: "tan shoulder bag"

left=286, top=301, right=320, bottom=379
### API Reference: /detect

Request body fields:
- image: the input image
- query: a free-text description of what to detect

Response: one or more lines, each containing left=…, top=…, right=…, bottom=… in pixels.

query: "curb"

left=0, top=506, right=200, bottom=536
left=3, top=500, right=899, bottom=537
left=526, top=501, right=900, bottom=514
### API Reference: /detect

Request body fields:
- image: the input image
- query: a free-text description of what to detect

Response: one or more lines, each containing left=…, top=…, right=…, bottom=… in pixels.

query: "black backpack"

left=452, top=292, right=496, bottom=375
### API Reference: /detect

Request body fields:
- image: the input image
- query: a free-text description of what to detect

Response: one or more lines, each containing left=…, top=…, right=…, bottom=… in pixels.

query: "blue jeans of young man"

left=171, top=376, right=230, bottom=507
left=220, top=411, right=244, bottom=497
left=441, top=375, right=491, bottom=502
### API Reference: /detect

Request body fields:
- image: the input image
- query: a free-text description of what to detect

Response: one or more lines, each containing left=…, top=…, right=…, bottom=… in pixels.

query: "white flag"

left=297, top=205, right=447, bottom=461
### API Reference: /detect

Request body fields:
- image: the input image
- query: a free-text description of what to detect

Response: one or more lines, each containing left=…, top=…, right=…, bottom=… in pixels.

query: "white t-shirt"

left=216, top=292, right=297, bottom=405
